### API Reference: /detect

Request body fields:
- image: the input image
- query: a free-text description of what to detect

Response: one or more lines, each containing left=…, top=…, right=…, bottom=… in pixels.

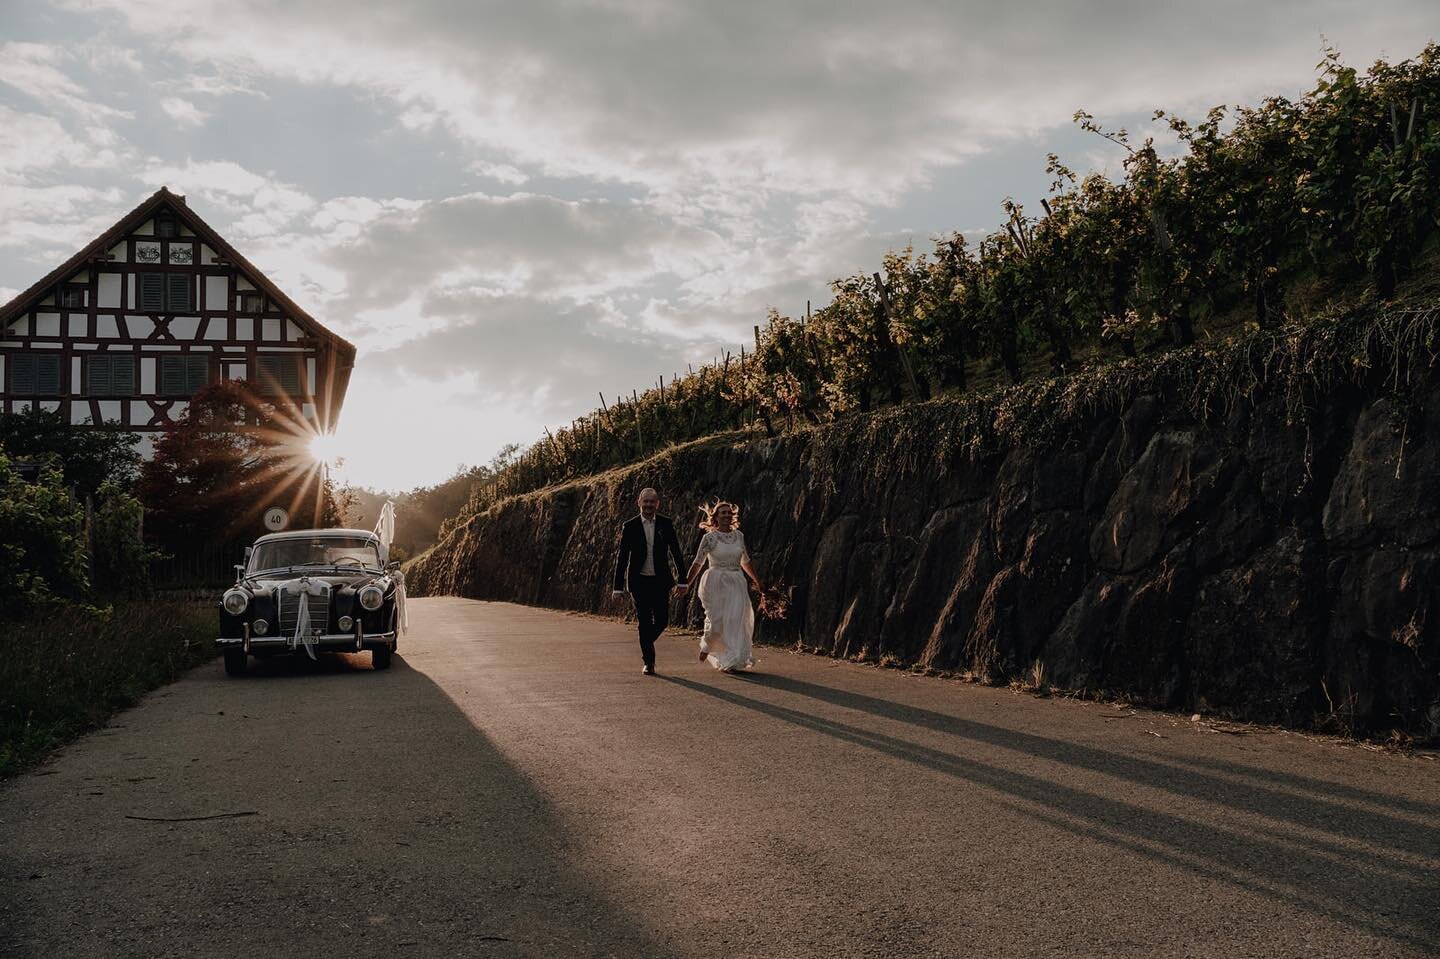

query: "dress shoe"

left=641, top=664, right=656, bottom=676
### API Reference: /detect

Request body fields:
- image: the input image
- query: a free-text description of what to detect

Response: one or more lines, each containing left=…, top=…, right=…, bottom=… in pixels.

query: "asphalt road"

left=2, top=597, right=1437, bottom=958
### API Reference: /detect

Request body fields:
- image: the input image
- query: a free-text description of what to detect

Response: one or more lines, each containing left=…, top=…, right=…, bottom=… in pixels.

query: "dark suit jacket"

left=613, top=514, right=686, bottom=591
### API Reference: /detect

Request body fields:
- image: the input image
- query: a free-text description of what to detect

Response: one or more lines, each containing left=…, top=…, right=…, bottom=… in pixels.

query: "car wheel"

left=223, top=648, right=248, bottom=676
left=372, top=644, right=393, bottom=670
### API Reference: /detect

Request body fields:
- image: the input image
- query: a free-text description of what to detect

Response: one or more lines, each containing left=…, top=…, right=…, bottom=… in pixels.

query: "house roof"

left=0, top=187, right=356, bottom=425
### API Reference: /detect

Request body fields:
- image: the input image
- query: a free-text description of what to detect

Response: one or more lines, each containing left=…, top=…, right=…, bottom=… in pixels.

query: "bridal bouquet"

left=756, top=580, right=794, bottom=620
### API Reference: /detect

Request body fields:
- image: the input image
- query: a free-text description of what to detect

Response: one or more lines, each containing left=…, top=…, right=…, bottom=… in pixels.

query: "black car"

left=217, top=528, right=403, bottom=675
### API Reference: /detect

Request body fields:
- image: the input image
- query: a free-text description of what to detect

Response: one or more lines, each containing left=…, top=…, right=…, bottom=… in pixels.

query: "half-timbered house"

left=0, top=187, right=355, bottom=457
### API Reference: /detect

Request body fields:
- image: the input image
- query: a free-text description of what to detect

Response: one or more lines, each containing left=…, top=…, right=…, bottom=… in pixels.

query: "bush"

left=90, top=481, right=158, bottom=599
left=0, top=449, right=89, bottom=618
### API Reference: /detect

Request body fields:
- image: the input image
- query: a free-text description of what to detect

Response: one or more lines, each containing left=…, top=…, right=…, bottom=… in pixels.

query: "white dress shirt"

left=640, top=516, right=657, bottom=576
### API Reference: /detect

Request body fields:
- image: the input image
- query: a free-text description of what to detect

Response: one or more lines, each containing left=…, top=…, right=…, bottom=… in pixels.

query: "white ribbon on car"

left=374, top=500, right=407, bottom=635
left=289, top=576, right=324, bottom=660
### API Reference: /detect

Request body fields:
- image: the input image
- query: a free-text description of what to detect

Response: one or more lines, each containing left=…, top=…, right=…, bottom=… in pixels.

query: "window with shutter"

left=160, top=355, right=209, bottom=395
left=156, top=215, right=178, bottom=238
left=165, top=273, right=192, bottom=311
left=139, top=273, right=164, bottom=311
left=12, top=354, right=62, bottom=395
left=87, top=355, right=135, bottom=396
left=11, top=354, right=36, bottom=393
left=256, top=355, right=301, bottom=395
left=36, top=356, right=60, bottom=394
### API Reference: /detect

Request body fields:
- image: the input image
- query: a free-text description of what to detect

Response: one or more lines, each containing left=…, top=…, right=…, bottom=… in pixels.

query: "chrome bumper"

left=216, top=631, right=396, bottom=651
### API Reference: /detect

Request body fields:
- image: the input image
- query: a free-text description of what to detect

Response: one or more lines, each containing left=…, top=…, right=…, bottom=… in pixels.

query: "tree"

left=139, top=380, right=337, bottom=551
left=0, top=408, right=140, bottom=498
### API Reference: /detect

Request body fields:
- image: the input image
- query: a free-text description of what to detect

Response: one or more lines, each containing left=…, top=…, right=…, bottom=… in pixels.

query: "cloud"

left=159, top=96, right=209, bottom=126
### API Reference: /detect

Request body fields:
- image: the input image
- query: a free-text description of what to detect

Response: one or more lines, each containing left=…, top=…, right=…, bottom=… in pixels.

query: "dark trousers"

left=630, top=575, right=670, bottom=667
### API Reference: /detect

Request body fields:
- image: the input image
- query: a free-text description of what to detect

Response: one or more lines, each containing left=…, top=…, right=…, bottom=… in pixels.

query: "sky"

left=1, top=1, right=1435, bottom=490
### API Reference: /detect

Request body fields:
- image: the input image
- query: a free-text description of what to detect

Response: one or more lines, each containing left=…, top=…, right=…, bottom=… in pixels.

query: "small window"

left=237, top=291, right=266, bottom=313
left=58, top=286, right=85, bottom=308
left=87, top=355, right=136, bottom=396
left=155, top=214, right=179, bottom=238
left=255, top=354, right=301, bottom=395
left=159, top=355, right=209, bottom=395
left=137, top=272, right=192, bottom=312
left=10, top=354, right=62, bottom=395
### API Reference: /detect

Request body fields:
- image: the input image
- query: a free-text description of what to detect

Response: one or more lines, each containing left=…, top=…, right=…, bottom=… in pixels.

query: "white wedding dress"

left=695, top=530, right=756, bottom=671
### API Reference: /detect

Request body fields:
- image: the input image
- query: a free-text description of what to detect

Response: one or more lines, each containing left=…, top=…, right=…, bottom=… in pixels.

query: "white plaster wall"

left=68, top=315, right=86, bottom=336
left=140, top=357, right=156, bottom=393
left=169, top=401, right=189, bottom=420
left=71, top=404, right=91, bottom=425
left=98, top=400, right=122, bottom=422
left=9, top=316, right=29, bottom=336
left=285, top=320, right=302, bottom=341
left=35, top=313, right=60, bottom=336
left=39, top=400, right=59, bottom=412
left=200, top=244, right=217, bottom=264
left=306, top=358, right=316, bottom=391
left=130, top=400, right=150, bottom=423
left=262, top=317, right=281, bottom=341
left=97, top=315, right=120, bottom=338
left=71, top=357, right=81, bottom=393
left=205, top=276, right=228, bottom=310
left=135, top=240, right=160, bottom=262
left=106, top=242, right=127, bottom=262
left=74, top=343, right=97, bottom=351
left=97, top=273, right=124, bottom=308
left=236, top=318, right=254, bottom=340
left=140, top=345, right=181, bottom=352
left=205, top=320, right=227, bottom=341
left=170, top=317, right=200, bottom=339
left=225, top=362, right=246, bottom=380
left=127, top=316, right=155, bottom=338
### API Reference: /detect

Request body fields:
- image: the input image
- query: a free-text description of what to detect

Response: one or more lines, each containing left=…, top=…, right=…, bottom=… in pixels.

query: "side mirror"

left=385, top=560, right=401, bottom=573
left=233, top=563, right=245, bottom=581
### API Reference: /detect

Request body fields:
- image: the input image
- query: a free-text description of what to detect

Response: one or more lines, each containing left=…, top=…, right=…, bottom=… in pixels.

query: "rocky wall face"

left=406, top=383, right=1440, bottom=735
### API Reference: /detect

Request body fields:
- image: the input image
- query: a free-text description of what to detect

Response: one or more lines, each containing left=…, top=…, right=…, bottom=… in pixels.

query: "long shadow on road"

left=0, top=652, right=665, bottom=959
left=663, top=673, right=1440, bottom=954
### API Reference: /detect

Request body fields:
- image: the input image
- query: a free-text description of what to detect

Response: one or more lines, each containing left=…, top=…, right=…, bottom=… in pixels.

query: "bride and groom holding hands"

left=611, top=487, right=763, bottom=675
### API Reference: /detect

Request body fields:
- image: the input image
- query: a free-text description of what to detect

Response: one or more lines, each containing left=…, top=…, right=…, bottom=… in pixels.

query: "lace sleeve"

left=693, top=531, right=711, bottom=567
left=740, top=532, right=751, bottom=564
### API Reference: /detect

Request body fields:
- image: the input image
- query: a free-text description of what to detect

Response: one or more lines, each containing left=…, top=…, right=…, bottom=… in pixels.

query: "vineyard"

left=450, top=44, right=1440, bottom=532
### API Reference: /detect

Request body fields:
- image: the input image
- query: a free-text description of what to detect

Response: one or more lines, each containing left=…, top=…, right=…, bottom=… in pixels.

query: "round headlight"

left=358, top=586, right=384, bottom=611
left=337, top=615, right=354, bottom=632
left=223, top=590, right=249, bottom=615
left=252, top=619, right=269, bottom=636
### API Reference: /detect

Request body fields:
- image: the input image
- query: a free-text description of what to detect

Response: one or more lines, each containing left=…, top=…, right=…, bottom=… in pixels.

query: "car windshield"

left=248, top=536, right=381, bottom=572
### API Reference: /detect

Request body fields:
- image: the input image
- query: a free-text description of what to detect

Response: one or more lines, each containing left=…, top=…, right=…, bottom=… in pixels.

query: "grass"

left=0, top=599, right=216, bottom=779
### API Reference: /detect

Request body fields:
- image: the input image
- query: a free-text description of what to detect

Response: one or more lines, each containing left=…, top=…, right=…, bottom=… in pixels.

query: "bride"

left=683, top=500, right=763, bottom=672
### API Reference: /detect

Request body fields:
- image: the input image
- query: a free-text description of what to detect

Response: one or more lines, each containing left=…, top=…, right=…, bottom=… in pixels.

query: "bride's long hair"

left=697, top=499, right=741, bottom=532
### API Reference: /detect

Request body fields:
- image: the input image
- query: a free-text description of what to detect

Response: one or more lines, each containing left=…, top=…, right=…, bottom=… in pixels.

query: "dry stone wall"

left=408, top=364, right=1440, bottom=734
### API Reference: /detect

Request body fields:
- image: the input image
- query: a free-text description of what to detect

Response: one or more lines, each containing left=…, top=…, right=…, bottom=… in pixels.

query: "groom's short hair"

left=636, top=487, right=659, bottom=503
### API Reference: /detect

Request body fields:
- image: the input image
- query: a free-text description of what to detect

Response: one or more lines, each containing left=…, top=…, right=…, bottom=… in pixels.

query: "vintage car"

left=217, top=528, right=403, bottom=676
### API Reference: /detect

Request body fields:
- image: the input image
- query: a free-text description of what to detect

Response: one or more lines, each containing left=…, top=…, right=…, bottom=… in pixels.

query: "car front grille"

left=276, top=582, right=330, bottom=636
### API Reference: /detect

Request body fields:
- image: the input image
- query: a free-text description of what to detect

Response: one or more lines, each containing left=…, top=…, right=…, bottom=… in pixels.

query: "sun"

left=308, top=431, right=345, bottom=467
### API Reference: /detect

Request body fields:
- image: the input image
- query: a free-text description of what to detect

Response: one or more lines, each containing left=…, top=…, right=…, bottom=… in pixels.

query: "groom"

left=612, top=487, right=687, bottom=675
